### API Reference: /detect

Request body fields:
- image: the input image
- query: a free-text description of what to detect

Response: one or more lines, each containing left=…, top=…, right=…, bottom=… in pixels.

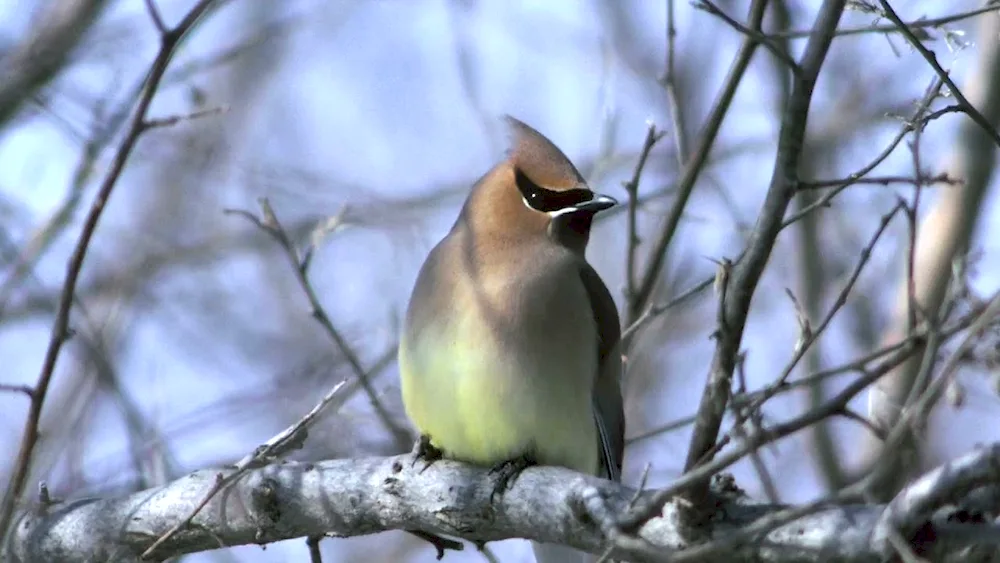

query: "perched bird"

left=399, top=117, right=624, bottom=563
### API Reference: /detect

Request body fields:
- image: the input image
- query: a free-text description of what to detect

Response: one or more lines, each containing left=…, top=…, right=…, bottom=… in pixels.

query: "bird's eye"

left=514, top=169, right=594, bottom=214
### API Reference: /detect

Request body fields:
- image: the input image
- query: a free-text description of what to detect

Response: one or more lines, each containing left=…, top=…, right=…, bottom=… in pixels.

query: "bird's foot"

left=488, top=453, right=535, bottom=501
left=410, top=434, right=443, bottom=473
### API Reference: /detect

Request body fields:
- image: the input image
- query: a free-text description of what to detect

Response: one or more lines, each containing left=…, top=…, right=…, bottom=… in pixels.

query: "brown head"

left=459, top=116, right=617, bottom=254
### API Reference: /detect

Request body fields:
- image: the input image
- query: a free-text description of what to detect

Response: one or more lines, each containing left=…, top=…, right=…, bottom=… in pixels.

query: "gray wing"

left=579, top=263, right=624, bottom=482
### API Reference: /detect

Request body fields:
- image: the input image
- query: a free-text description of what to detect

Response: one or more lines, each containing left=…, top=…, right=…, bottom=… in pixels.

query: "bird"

left=398, top=116, right=624, bottom=563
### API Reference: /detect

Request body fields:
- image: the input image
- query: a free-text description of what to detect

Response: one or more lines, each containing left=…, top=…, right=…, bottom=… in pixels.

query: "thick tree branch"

left=8, top=445, right=1000, bottom=563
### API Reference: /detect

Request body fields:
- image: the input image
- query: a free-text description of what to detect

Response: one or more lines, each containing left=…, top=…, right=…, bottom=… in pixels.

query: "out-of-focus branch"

left=770, top=4, right=1000, bottom=40
left=765, top=0, right=847, bottom=491
left=862, top=12, right=1000, bottom=500
left=0, top=0, right=228, bottom=544
left=680, top=0, right=846, bottom=509
left=781, top=76, right=947, bottom=230
left=226, top=199, right=413, bottom=450
left=695, top=0, right=799, bottom=70
left=661, top=0, right=688, bottom=167
left=627, top=0, right=770, bottom=323
left=9, top=446, right=1000, bottom=563
left=0, top=0, right=110, bottom=127
left=878, top=1, right=1000, bottom=148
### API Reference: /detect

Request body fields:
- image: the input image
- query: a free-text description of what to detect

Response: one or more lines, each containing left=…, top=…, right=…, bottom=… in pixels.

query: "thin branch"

left=780, top=76, right=946, bottom=229
left=661, top=0, right=688, bottom=167
left=142, top=105, right=227, bottom=129
left=0, top=0, right=225, bottom=544
left=226, top=199, right=413, bottom=449
left=770, top=4, right=1000, bottom=40
left=622, top=324, right=923, bottom=531
left=680, top=0, right=847, bottom=511
left=0, top=384, right=34, bottom=398
left=143, top=0, right=167, bottom=34
left=871, top=290, right=1000, bottom=484
left=878, top=0, right=1000, bottom=148
left=629, top=0, right=770, bottom=323
left=623, top=123, right=664, bottom=307
left=625, top=413, right=698, bottom=445
left=621, top=274, right=713, bottom=348
left=0, top=0, right=110, bottom=127
left=729, top=308, right=978, bottom=419
left=800, top=172, right=961, bottom=189
left=141, top=380, right=350, bottom=558
left=773, top=201, right=905, bottom=388
left=695, top=0, right=800, bottom=70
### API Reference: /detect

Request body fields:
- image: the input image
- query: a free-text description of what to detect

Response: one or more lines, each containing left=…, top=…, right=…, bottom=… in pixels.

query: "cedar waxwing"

left=399, top=117, right=624, bottom=563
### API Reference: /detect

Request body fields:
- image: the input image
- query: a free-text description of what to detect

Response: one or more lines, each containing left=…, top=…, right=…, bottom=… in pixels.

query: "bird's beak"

left=573, top=193, right=618, bottom=213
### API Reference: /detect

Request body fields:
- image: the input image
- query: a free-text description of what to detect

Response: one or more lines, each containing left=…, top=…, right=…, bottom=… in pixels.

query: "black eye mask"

left=514, top=169, right=593, bottom=213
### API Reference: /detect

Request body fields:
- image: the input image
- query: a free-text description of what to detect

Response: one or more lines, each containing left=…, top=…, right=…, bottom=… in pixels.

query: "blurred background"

left=1, top=0, right=1000, bottom=561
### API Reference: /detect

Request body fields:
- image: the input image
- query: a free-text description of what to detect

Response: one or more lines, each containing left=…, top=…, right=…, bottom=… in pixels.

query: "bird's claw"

left=488, top=453, right=535, bottom=501
left=410, top=434, right=443, bottom=474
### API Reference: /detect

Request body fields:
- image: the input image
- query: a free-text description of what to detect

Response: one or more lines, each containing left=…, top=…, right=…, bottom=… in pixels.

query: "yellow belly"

left=399, top=320, right=598, bottom=474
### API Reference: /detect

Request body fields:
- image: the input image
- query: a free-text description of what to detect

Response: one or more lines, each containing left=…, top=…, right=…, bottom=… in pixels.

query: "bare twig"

left=773, top=201, right=905, bottom=388
left=142, top=379, right=349, bottom=558
left=877, top=0, right=1000, bottom=148
left=621, top=274, right=713, bottom=348
left=143, top=0, right=167, bottom=34
left=660, top=0, right=688, bottom=167
left=621, top=314, right=936, bottom=531
left=629, top=0, right=770, bottom=323
left=770, top=4, right=1000, bottom=39
left=730, top=311, right=976, bottom=422
left=0, top=384, right=34, bottom=398
left=800, top=172, right=961, bottom=189
left=0, top=0, right=226, bottom=543
left=142, top=105, right=227, bottom=129
left=623, top=123, right=664, bottom=307
left=781, top=76, right=946, bottom=229
left=680, top=0, right=848, bottom=512
left=226, top=199, right=412, bottom=449
left=863, top=11, right=1000, bottom=498
left=877, top=291, right=1000, bottom=478
left=0, top=0, right=110, bottom=127
left=695, top=0, right=799, bottom=70
left=625, top=413, right=698, bottom=445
